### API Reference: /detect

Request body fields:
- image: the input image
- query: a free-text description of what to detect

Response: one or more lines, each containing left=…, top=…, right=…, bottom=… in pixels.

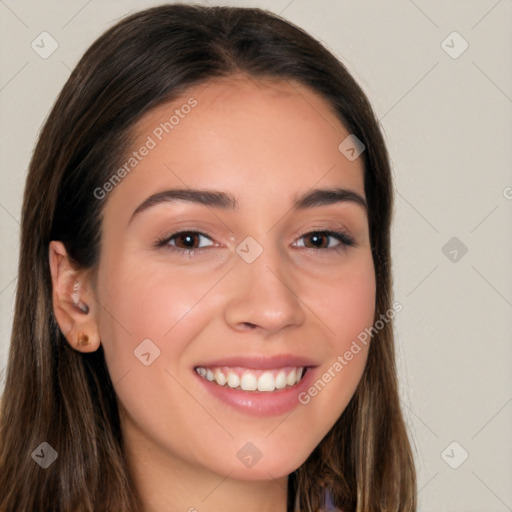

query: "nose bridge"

left=223, top=234, right=305, bottom=332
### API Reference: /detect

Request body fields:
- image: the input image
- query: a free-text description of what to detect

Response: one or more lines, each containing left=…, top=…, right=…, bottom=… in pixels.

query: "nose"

left=223, top=243, right=306, bottom=335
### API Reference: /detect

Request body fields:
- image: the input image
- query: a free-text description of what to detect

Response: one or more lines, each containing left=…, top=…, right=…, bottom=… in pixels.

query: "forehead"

left=103, top=75, right=365, bottom=219
left=135, top=74, right=343, bottom=134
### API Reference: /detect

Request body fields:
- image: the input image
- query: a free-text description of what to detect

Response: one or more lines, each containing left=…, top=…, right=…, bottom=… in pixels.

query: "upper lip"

left=195, top=354, right=319, bottom=370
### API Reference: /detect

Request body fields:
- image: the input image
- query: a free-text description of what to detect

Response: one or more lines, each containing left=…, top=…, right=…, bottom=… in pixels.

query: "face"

left=77, top=76, right=375, bottom=482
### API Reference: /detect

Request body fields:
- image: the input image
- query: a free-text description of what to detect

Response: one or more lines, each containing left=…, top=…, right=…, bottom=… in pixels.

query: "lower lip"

left=193, top=367, right=317, bottom=417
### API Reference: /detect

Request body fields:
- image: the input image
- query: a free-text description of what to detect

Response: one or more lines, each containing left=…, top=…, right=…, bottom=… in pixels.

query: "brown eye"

left=156, top=231, right=215, bottom=253
left=295, top=230, right=355, bottom=250
left=172, top=232, right=201, bottom=249
left=303, top=232, right=330, bottom=249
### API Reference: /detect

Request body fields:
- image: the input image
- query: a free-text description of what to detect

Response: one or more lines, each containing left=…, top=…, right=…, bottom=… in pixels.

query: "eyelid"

left=292, top=226, right=356, bottom=249
left=154, top=225, right=356, bottom=256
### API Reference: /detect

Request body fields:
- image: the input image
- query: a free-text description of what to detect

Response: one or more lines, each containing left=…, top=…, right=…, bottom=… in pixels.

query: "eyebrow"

left=128, top=186, right=367, bottom=224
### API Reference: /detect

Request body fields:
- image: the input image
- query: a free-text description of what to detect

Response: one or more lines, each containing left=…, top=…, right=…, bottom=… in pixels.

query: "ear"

left=48, top=240, right=101, bottom=353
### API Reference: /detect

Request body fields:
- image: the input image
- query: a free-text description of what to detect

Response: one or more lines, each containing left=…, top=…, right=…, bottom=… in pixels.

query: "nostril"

left=243, top=322, right=256, bottom=329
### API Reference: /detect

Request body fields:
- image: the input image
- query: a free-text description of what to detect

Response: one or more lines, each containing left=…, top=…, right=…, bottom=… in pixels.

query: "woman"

left=0, top=4, right=416, bottom=511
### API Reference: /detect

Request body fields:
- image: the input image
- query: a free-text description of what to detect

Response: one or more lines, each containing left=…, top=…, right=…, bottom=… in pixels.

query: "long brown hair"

left=0, top=4, right=416, bottom=511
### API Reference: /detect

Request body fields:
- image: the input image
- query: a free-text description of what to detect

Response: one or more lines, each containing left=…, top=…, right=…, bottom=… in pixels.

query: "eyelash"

left=154, top=228, right=356, bottom=257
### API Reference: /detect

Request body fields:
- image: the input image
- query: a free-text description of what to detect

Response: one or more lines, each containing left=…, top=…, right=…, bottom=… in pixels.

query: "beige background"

left=1, top=1, right=511, bottom=510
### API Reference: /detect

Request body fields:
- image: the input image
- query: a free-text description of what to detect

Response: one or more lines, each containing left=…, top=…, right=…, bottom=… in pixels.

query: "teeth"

left=257, top=371, right=275, bottom=392
left=195, top=366, right=306, bottom=392
left=286, top=368, right=297, bottom=386
left=214, top=369, right=227, bottom=386
left=240, top=372, right=258, bottom=391
left=275, top=371, right=287, bottom=389
left=227, top=372, right=240, bottom=388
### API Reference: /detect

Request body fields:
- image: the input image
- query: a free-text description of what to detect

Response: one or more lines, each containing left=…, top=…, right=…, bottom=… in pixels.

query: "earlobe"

left=48, top=241, right=101, bottom=353
left=76, top=332, right=90, bottom=347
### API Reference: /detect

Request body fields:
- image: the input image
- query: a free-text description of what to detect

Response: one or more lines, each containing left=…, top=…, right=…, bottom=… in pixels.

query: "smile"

left=195, top=365, right=307, bottom=392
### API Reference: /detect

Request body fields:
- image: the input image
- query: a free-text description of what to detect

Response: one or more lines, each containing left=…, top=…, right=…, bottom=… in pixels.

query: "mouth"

left=194, top=365, right=309, bottom=392
left=192, top=355, right=319, bottom=416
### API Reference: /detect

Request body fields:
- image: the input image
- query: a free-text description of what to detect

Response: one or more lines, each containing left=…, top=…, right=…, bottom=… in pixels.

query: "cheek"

left=94, top=257, right=216, bottom=383
left=93, top=259, right=217, bottom=452
left=98, top=253, right=216, bottom=329
left=336, top=265, right=376, bottom=346
left=315, top=253, right=376, bottom=349
left=296, top=254, right=376, bottom=419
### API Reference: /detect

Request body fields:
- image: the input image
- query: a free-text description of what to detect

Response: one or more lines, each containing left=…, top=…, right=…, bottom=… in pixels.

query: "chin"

left=215, top=451, right=310, bottom=481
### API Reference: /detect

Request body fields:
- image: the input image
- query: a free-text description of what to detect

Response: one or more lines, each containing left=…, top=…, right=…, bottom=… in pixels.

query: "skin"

left=49, top=75, right=376, bottom=512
